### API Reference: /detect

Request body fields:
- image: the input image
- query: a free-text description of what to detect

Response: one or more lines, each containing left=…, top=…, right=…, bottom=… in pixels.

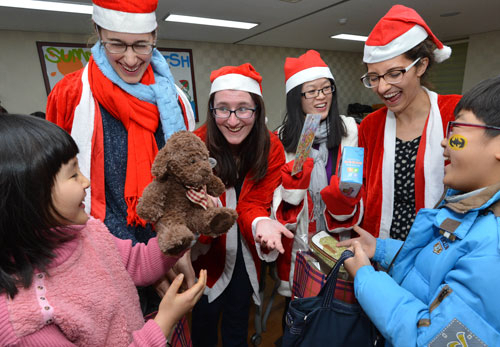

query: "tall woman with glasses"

left=357, top=5, right=461, bottom=241
left=272, top=50, right=362, bottom=328
left=45, top=0, right=197, bottom=335
left=190, top=63, right=287, bottom=346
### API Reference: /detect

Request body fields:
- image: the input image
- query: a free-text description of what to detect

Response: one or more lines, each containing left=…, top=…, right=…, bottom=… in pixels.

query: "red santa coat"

left=358, top=89, right=461, bottom=238
left=271, top=115, right=361, bottom=297
left=191, top=125, right=285, bottom=304
left=46, top=64, right=195, bottom=221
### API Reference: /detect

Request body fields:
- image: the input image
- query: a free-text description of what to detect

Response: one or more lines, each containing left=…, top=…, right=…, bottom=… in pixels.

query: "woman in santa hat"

left=190, top=63, right=289, bottom=346
left=357, top=4, right=461, bottom=241
left=45, top=0, right=196, bottom=339
left=271, top=49, right=362, bottom=331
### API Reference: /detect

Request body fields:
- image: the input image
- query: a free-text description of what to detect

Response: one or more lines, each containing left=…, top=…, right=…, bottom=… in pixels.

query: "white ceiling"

left=1, top=0, right=500, bottom=52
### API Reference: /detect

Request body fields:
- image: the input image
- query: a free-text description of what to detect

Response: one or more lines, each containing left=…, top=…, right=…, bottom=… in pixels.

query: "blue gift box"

left=338, top=146, right=364, bottom=198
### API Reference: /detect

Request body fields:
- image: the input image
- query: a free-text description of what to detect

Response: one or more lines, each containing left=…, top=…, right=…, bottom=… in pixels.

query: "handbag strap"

left=318, top=250, right=354, bottom=308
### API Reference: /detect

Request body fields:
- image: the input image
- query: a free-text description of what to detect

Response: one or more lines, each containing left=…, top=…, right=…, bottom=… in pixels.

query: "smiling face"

left=51, top=157, right=90, bottom=225
left=441, top=110, right=500, bottom=192
left=366, top=54, right=427, bottom=115
left=100, top=28, right=155, bottom=84
left=213, top=90, right=257, bottom=147
left=300, top=78, right=332, bottom=120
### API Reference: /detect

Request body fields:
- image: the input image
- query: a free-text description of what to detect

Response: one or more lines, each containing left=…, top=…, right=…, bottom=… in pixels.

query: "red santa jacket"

left=358, top=90, right=461, bottom=238
left=191, top=125, right=285, bottom=304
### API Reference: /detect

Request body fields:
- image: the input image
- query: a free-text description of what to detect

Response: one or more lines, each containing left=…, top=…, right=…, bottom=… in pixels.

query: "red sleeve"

left=46, top=68, right=85, bottom=133
left=321, top=175, right=364, bottom=233
left=113, top=236, right=184, bottom=287
left=237, top=133, right=285, bottom=241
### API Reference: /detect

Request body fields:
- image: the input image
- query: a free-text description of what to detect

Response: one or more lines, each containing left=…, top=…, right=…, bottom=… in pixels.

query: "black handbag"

left=282, top=250, right=378, bottom=346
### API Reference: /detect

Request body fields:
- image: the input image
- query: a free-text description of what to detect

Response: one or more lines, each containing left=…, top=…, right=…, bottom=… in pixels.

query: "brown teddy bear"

left=137, top=131, right=238, bottom=255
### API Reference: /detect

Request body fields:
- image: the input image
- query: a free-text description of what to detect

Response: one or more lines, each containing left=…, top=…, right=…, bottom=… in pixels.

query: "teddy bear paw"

left=208, top=211, right=238, bottom=236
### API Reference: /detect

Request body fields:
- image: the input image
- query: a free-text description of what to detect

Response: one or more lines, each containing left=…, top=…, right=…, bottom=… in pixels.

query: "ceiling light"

left=0, top=0, right=92, bottom=14
left=330, top=34, right=367, bottom=42
left=440, top=11, right=461, bottom=17
left=165, top=14, right=258, bottom=30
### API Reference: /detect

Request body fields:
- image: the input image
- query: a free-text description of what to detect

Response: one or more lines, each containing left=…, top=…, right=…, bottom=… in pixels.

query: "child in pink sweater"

left=0, top=113, right=206, bottom=346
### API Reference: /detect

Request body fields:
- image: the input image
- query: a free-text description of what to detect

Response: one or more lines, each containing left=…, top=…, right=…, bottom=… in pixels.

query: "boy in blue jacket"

left=339, top=76, right=500, bottom=346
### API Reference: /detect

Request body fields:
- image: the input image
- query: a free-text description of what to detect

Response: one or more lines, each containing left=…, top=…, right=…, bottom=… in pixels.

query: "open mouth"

left=383, top=91, right=401, bottom=103
left=227, top=126, right=243, bottom=132
left=121, top=64, right=140, bottom=73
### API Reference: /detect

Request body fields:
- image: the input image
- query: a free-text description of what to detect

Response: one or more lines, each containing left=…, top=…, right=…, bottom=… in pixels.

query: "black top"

left=100, top=105, right=165, bottom=245
left=389, top=136, right=420, bottom=241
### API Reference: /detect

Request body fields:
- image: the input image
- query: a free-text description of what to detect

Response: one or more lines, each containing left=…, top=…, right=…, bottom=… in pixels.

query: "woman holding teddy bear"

left=191, top=63, right=292, bottom=346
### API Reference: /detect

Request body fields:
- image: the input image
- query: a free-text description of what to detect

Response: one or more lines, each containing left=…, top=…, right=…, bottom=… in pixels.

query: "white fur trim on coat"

left=379, top=88, right=444, bottom=239
left=71, top=64, right=95, bottom=215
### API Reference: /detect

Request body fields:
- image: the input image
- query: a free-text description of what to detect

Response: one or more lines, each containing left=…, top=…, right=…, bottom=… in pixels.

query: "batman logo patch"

left=449, top=135, right=467, bottom=150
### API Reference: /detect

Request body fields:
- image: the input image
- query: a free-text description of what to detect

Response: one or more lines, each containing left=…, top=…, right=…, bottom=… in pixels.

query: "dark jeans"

left=191, top=243, right=253, bottom=347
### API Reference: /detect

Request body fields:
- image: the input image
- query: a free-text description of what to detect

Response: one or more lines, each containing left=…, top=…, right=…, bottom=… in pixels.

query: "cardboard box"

left=338, top=146, right=364, bottom=198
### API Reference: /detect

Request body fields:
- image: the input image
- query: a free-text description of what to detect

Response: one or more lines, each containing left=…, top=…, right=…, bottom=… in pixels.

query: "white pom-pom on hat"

left=433, top=45, right=452, bottom=63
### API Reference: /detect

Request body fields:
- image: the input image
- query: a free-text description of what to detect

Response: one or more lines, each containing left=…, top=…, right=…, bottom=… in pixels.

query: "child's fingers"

left=165, top=273, right=184, bottom=296
left=353, top=240, right=364, bottom=255
left=192, top=270, right=207, bottom=301
left=337, top=239, right=354, bottom=247
left=353, top=225, right=369, bottom=236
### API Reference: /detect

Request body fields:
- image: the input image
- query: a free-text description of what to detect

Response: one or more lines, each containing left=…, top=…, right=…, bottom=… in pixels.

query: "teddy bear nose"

left=199, top=165, right=211, bottom=176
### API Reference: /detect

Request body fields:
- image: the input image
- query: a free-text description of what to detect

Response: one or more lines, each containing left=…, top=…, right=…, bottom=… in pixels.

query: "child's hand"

left=343, top=241, right=371, bottom=278
left=154, top=269, right=207, bottom=337
left=337, top=225, right=376, bottom=259
left=154, top=249, right=196, bottom=297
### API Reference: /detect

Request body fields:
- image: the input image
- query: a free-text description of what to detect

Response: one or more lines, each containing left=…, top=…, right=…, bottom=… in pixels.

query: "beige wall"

left=462, top=30, right=500, bottom=93
left=0, top=29, right=379, bottom=130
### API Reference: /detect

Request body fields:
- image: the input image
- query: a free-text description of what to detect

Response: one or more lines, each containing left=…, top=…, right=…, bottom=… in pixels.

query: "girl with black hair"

left=0, top=114, right=206, bottom=346
left=272, top=50, right=363, bottom=321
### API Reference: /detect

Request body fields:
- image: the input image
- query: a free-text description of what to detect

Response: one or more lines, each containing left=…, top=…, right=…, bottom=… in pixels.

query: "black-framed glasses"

left=301, top=85, right=335, bottom=99
left=101, top=40, right=156, bottom=55
left=446, top=121, right=500, bottom=139
left=210, top=107, right=256, bottom=119
left=360, top=57, right=421, bottom=88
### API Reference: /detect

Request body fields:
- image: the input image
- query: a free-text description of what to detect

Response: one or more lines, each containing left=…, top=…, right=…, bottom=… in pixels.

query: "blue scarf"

left=91, top=42, right=186, bottom=141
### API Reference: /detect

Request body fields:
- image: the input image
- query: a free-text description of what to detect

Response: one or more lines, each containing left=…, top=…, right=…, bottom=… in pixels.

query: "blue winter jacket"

left=355, top=183, right=500, bottom=346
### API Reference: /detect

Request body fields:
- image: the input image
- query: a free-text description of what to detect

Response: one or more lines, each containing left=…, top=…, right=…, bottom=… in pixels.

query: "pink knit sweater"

left=0, top=217, right=181, bottom=346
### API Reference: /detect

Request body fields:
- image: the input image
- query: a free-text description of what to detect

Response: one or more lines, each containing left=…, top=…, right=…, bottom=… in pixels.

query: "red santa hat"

left=92, top=0, right=158, bottom=34
left=363, top=5, right=451, bottom=64
left=210, top=63, right=263, bottom=96
left=284, top=50, right=334, bottom=94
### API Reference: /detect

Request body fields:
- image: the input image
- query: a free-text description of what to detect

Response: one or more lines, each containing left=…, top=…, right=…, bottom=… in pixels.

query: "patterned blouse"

left=389, top=136, right=421, bottom=240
